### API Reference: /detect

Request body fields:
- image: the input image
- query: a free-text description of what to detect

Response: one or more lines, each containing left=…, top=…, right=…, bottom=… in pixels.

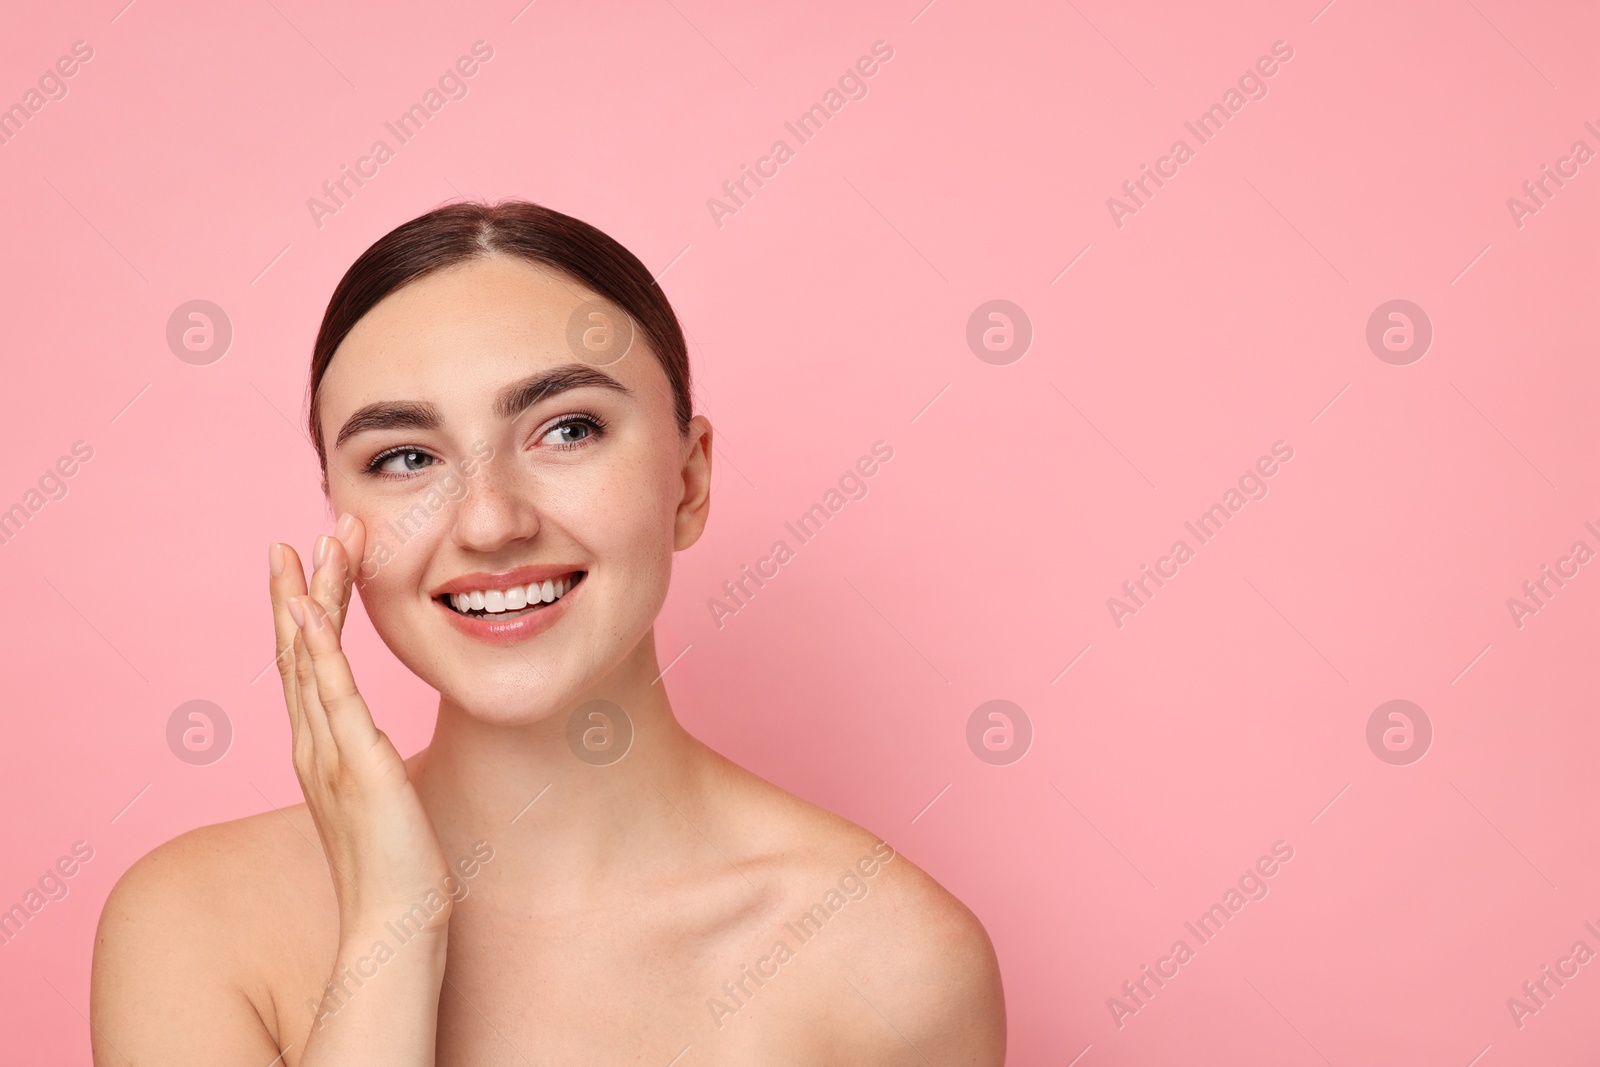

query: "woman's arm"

left=88, top=821, right=452, bottom=1067
left=90, top=522, right=459, bottom=1065
left=298, top=919, right=450, bottom=1063
left=90, top=834, right=284, bottom=1065
left=836, top=850, right=1007, bottom=1065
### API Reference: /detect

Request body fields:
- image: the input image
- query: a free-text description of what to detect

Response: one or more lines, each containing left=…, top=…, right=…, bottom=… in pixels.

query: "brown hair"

left=306, top=199, right=693, bottom=474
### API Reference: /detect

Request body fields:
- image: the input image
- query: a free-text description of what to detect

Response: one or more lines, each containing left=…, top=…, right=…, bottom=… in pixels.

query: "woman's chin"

left=441, top=686, right=573, bottom=727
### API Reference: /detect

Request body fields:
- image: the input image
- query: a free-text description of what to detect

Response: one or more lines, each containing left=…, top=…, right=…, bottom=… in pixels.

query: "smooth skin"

left=89, top=255, right=1005, bottom=1065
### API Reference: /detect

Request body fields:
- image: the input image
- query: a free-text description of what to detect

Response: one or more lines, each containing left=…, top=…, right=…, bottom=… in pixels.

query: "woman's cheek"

left=353, top=506, right=400, bottom=585
left=354, top=561, right=407, bottom=638
left=353, top=511, right=432, bottom=614
left=635, top=507, right=680, bottom=615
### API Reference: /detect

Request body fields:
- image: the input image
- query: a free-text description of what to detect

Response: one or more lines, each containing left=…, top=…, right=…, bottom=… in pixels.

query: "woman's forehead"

left=321, top=258, right=648, bottom=405
left=339, top=257, right=597, bottom=360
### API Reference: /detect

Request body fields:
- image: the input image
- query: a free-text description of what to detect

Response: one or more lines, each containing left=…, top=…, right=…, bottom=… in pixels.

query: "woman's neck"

left=409, top=627, right=710, bottom=906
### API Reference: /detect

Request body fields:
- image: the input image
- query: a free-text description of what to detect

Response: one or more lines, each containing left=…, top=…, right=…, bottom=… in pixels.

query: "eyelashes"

left=362, top=411, right=611, bottom=480
left=364, top=446, right=435, bottom=478
left=542, top=411, right=610, bottom=449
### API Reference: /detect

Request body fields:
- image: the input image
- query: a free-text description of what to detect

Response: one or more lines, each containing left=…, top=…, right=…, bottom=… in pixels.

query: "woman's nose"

left=450, top=458, right=540, bottom=553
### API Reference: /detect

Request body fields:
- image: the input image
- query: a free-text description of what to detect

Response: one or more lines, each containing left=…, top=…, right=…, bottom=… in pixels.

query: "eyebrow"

left=493, top=364, right=632, bottom=419
left=334, top=363, right=632, bottom=449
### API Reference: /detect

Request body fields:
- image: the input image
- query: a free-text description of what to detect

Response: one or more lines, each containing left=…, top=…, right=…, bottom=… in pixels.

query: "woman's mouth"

left=438, top=571, right=586, bottom=620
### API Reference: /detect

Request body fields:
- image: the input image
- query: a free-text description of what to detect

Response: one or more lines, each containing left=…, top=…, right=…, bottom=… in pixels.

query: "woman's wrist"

left=341, top=891, right=453, bottom=939
left=307, top=920, right=449, bottom=1044
left=337, top=912, right=450, bottom=961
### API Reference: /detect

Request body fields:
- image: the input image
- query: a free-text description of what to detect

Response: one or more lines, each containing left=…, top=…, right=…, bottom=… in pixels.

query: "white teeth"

left=448, top=574, right=580, bottom=615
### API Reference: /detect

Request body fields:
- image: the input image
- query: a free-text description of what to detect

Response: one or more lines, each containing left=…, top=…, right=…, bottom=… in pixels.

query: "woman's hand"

left=269, top=515, right=454, bottom=937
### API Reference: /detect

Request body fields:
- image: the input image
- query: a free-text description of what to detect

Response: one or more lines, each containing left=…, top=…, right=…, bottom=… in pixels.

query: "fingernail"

left=314, top=535, right=332, bottom=569
left=287, top=596, right=306, bottom=628
left=269, top=543, right=285, bottom=577
left=336, top=512, right=356, bottom=539
left=306, top=599, right=326, bottom=630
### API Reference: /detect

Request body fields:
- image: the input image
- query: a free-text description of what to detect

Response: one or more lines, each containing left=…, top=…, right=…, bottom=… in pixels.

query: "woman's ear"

left=674, top=416, right=713, bottom=551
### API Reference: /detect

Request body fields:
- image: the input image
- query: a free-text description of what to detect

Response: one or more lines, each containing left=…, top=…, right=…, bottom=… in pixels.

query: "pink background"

left=1, top=0, right=1596, bottom=1062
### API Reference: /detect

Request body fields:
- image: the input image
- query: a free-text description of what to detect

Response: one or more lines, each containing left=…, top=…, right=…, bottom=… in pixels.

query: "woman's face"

left=315, top=255, right=711, bottom=723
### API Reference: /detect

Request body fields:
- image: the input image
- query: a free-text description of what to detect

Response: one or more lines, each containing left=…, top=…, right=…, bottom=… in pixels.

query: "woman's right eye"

left=368, top=449, right=436, bottom=477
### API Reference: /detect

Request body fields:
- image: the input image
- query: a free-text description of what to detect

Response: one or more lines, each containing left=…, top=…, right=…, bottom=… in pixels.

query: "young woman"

left=90, top=200, right=1005, bottom=1065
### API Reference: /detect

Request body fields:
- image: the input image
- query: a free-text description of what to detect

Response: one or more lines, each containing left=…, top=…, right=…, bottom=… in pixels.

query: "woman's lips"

left=436, top=572, right=584, bottom=645
left=432, top=564, right=586, bottom=598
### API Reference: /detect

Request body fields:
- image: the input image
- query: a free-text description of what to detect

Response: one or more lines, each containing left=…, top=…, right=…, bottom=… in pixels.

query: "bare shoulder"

left=97, top=802, right=328, bottom=951
left=708, top=751, right=1006, bottom=1063
left=91, top=805, right=329, bottom=1064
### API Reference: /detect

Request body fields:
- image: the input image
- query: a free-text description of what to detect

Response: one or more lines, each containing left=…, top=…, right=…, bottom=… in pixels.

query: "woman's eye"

left=538, top=416, right=605, bottom=449
left=373, top=449, right=435, bottom=475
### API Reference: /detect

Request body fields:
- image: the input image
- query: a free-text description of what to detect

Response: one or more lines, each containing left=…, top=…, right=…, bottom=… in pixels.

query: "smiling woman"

left=88, top=199, right=1005, bottom=1066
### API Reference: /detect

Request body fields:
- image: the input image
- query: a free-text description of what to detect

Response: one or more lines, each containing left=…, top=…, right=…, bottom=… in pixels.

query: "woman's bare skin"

left=89, top=251, right=1005, bottom=1065
left=94, top=732, right=1001, bottom=1063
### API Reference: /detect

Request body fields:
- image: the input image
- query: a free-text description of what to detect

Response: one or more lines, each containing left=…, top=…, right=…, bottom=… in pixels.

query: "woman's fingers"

left=289, top=596, right=337, bottom=761
left=308, top=535, right=350, bottom=635
left=273, top=518, right=376, bottom=773
left=295, top=595, right=381, bottom=754
left=337, top=512, right=367, bottom=596
left=269, top=543, right=311, bottom=745
left=309, top=514, right=368, bottom=640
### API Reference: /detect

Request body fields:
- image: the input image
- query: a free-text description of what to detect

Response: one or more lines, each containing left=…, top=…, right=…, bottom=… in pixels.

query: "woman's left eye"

left=369, top=449, right=436, bottom=476
left=538, top=414, right=608, bottom=450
